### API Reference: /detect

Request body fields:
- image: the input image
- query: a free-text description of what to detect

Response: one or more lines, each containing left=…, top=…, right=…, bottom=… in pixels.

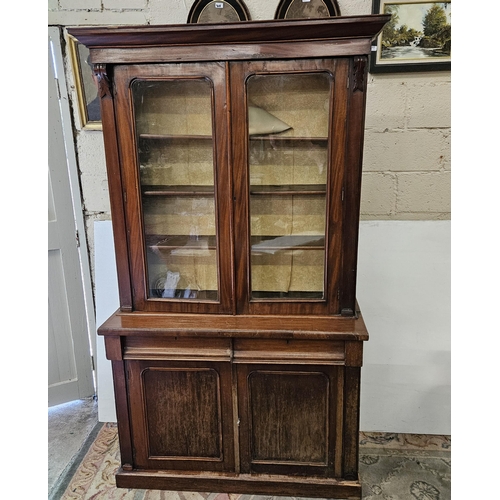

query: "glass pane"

left=247, top=72, right=331, bottom=300
left=132, top=79, right=218, bottom=301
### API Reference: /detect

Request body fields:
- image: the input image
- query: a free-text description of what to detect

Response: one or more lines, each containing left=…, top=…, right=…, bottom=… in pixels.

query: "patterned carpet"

left=57, top=424, right=450, bottom=500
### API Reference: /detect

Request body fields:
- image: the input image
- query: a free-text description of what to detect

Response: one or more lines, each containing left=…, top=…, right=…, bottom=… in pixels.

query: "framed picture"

left=67, top=34, right=102, bottom=129
left=274, top=0, right=341, bottom=20
left=370, top=0, right=451, bottom=73
left=187, top=0, right=251, bottom=23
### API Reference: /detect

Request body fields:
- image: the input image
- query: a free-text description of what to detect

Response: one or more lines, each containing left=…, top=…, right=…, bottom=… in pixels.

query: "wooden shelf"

left=146, top=234, right=217, bottom=250
left=139, top=134, right=213, bottom=141
left=139, top=134, right=326, bottom=144
left=250, top=184, right=326, bottom=195
left=249, top=136, right=327, bottom=145
left=143, top=184, right=325, bottom=196
left=251, top=235, right=325, bottom=252
left=150, top=288, right=219, bottom=300
left=142, top=185, right=214, bottom=196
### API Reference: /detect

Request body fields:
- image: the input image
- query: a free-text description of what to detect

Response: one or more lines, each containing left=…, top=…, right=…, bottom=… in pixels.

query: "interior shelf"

left=139, top=134, right=327, bottom=144
left=249, top=136, right=328, bottom=145
left=142, top=185, right=215, bottom=196
left=151, top=288, right=219, bottom=300
left=147, top=234, right=324, bottom=252
left=143, top=184, right=326, bottom=196
left=139, top=134, right=213, bottom=141
left=251, top=235, right=325, bottom=251
left=146, top=234, right=217, bottom=250
left=250, top=184, right=326, bottom=195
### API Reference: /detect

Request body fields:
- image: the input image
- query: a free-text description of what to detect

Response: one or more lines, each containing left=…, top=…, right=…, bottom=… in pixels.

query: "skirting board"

left=94, top=220, right=450, bottom=434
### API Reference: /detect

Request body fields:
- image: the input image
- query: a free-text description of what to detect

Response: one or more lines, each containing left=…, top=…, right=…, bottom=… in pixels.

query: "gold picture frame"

left=67, top=33, right=102, bottom=130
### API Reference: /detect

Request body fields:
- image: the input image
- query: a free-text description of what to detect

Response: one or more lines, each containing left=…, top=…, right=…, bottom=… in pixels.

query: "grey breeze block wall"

left=48, top=0, right=451, bottom=287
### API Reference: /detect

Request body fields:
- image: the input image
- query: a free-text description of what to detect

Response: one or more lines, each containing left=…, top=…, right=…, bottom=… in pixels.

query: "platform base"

left=116, top=469, right=362, bottom=499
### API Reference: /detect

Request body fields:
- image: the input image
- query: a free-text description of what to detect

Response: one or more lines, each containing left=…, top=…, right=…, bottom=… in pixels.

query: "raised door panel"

left=230, top=58, right=350, bottom=316
left=127, top=360, right=235, bottom=471
left=113, top=63, right=233, bottom=314
left=237, top=363, right=343, bottom=477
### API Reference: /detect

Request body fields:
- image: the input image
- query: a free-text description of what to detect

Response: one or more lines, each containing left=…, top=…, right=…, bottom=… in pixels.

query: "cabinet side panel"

left=343, top=366, right=361, bottom=479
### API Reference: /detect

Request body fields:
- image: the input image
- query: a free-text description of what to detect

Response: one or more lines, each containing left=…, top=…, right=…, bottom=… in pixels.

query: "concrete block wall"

left=48, top=0, right=451, bottom=283
left=363, top=73, right=451, bottom=220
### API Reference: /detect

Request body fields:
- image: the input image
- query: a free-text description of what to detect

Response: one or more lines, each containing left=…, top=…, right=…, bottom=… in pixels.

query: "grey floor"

left=48, top=397, right=100, bottom=498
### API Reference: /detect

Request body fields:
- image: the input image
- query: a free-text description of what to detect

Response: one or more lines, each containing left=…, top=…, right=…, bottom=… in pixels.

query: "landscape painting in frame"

left=371, top=0, right=451, bottom=72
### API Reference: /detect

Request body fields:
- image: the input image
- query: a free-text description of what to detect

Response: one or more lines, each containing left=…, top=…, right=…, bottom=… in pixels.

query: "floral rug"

left=57, top=423, right=450, bottom=500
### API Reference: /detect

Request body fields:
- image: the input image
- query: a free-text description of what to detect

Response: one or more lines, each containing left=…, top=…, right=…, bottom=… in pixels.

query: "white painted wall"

left=357, top=221, right=450, bottom=434
left=94, top=221, right=118, bottom=423
left=95, top=220, right=451, bottom=434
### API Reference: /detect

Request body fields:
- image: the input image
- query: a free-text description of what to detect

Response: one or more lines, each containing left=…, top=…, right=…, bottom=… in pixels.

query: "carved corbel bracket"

left=353, top=56, right=367, bottom=93
left=93, top=63, right=113, bottom=100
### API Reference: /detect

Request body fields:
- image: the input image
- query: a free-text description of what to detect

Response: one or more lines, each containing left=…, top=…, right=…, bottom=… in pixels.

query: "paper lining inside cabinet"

left=133, top=79, right=213, bottom=136
left=247, top=72, right=331, bottom=138
left=139, top=139, right=214, bottom=186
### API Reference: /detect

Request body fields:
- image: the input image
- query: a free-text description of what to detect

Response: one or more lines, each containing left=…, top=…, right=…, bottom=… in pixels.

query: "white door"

left=48, top=27, right=95, bottom=406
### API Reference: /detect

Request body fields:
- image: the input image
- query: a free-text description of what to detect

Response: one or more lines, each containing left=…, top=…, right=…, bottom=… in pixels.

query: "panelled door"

left=125, top=357, right=235, bottom=472
left=236, top=362, right=344, bottom=478
left=48, top=27, right=94, bottom=406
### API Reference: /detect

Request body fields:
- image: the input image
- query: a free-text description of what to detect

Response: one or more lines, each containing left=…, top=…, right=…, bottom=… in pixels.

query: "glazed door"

left=231, top=59, right=350, bottom=315
left=113, top=63, right=233, bottom=313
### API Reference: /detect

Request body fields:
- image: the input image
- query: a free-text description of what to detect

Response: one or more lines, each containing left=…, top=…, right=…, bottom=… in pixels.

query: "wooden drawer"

left=233, top=338, right=345, bottom=365
left=123, top=336, right=232, bottom=362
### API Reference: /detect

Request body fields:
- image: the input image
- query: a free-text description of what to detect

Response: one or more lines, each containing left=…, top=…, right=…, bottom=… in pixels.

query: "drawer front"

left=233, top=338, right=345, bottom=365
left=123, top=336, right=232, bottom=362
